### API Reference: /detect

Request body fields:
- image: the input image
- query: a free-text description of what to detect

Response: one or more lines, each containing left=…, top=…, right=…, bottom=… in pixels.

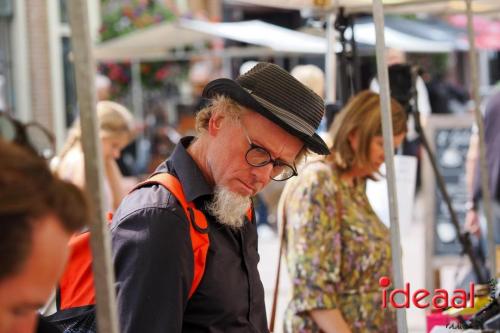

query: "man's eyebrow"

left=252, top=139, right=279, bottom=159
left=253, top=139, right=295, bottom=165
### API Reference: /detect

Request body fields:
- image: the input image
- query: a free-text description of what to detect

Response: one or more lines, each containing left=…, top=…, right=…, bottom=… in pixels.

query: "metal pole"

left=67, top=1, right=120, bottom=332
left=372, top=1, right=407, bottom=332
left=131, top=61, right=144, bottom=124
left=465, top=0, right=496, bottom=278
left=325, top=12, right=336, bottom=103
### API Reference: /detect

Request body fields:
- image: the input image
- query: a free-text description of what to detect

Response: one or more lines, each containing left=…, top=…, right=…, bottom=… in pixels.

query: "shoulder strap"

left=269, top=194, right=287, bottom=333
left=133, top=173, right=253, bottom=298
left=270, top=177, right=299, bottom=332
left=134, top=173, right=209, bottom=299
left=58, top=172, right=243, bottom=311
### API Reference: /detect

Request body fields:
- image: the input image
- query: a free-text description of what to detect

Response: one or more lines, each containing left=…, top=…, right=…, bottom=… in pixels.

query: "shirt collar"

left=161, top=136, right=213, bottom=202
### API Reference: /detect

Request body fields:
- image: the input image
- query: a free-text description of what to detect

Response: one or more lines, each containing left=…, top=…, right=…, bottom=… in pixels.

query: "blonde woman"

left=282, top=91, right=407, bottom=333
left=291, top=64, right=325, bottom=98
left=54, top=100, right=135, bottom=212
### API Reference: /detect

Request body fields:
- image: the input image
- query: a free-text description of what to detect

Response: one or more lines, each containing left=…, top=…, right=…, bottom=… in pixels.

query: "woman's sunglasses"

left=0, top=113, right=56, bottom=160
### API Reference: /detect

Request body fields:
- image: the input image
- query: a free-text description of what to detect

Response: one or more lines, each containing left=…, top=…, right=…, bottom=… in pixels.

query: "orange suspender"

left=143, top=173, right=210, bottom=298
left=58, top=172, right=252, bottom=309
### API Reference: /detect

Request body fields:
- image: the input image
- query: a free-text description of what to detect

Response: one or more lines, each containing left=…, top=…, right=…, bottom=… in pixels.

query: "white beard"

left=206, top=186, right=251, bottom=229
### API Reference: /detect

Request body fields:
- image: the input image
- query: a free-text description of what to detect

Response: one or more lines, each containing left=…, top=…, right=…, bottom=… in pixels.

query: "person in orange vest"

left=110, top=62, right=330, bottom=332
left=0, top=140, right=89, bottom=333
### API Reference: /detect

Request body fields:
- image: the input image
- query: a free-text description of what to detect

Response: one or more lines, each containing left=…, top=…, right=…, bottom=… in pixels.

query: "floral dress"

left=283, top=161, right=396, bottom=333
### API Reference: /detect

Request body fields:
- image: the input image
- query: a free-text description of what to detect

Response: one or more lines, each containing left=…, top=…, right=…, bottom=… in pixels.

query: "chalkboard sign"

left=422, top=114, right=474, bottom=259
left=423, top=114, right=475, bottom=291
left=433, top=126, right=472, bottom=255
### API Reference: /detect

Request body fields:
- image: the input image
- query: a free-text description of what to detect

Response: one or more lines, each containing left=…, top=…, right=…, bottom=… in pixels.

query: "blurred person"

left=53, top=100, right=135, bottom=212
left=370, top=48, right=431, bottom=139
left=372, top=57, right=429, bottom=192
left=280, top=91, right=407, bottom=333
left=0, top=140, right=89, bottom=333
left=95, top=74, right=111, bottom=102
left=188, top=59, right=219, bottom=112
left=425, top=70, right=469, bottom=114
left=291, top=64, right=325, bottom=98
left=111, top=62, right=329, bottom=332
left=465, top=85, right=500, bottom=266
left=146, top=100, right=180, bottom=174
left=290, top=64, right=337, bottom=144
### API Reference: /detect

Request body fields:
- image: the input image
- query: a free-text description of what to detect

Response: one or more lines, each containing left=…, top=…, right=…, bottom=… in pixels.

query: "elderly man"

left=111, top=62, right=329, bottom=332
left=0, top=140, right=89, bottom=333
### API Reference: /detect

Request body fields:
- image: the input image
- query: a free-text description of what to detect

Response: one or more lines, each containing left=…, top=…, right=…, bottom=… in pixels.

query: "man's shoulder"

left=37, top=316, right=62, bottom=333
left=112, top=182, right=186, bottom=227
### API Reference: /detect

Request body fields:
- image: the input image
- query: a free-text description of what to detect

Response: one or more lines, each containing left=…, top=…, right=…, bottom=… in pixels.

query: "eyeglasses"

left=0, top=113, right=55, bottom=160
left=240, top=121, right=298, bottom=181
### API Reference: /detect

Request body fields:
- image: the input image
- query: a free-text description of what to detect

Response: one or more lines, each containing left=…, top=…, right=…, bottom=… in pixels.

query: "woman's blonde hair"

left=58, top=101, right=135, bottom=160
left=328, top=90, right=407, bottom=173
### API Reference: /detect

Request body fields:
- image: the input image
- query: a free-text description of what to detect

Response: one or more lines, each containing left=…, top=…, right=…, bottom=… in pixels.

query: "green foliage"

left=100, top=0, right=175, bottom=42
left=98, top=1, right=177, bottom=97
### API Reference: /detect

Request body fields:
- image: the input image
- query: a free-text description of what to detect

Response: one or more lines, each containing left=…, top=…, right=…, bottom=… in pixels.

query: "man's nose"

left=251, top=163, right=273, bottom=186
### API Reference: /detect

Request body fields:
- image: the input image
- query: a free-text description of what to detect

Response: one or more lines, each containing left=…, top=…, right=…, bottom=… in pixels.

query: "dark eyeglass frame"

left=0, top=112, right=55, bottom=160
left=239, top=120, right=298, bottom=181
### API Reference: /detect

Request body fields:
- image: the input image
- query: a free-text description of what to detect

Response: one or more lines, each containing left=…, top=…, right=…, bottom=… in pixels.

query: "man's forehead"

left=240, top=111, right=303, bottom=159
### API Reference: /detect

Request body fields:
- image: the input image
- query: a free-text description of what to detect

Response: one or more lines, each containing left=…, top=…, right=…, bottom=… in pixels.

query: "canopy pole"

left=67, top=1, right=120, bottom=332
left=325, top=12, right=337, bottom=104
left=465, top=0, right=496, bottom=278
left=131, top=61, right=144, bottom=125
left=372, top=1, right=408, bottom=332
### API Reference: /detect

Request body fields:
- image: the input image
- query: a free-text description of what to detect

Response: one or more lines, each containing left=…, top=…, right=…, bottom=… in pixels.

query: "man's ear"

left=207, top=111, right=224, bottom=136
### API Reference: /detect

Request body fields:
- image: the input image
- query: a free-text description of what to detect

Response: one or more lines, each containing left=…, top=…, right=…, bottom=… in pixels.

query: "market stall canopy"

left=229, top=0, right=500, bottom=15
left=93, top=20, right=213, bottom=61
left=179, top=18, right=333, bottom=54
left=365, top=15, right=467, bottom=48
left=189, top=18, right=457, bottom=53
left=350, top=18, right=459, bottom=52
left=94, top=17, right=458, bottom=61
left=378, top=0, right=500, bottom=15
left=448, top=14, right=500, bottom=50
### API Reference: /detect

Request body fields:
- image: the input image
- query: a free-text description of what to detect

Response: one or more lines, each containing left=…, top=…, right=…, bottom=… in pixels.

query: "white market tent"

left=93, top=20, right=213, bottom=61
left=351, top=21, right=458, bottom=52
left=229, top=0, right=500, bottom=15
left=94, top=18, right=458, bottom=61
left=182, top=18, right=457, bottom=53
left=180, top=19, right=329, bottom=54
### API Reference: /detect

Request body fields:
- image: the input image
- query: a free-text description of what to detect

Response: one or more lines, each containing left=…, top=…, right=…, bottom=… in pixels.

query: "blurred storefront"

left=0, top=0, right=101, bottom=149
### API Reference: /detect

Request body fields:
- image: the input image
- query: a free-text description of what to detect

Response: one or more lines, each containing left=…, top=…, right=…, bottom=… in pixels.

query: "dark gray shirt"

left=111, top=137, right=268, bottom=333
